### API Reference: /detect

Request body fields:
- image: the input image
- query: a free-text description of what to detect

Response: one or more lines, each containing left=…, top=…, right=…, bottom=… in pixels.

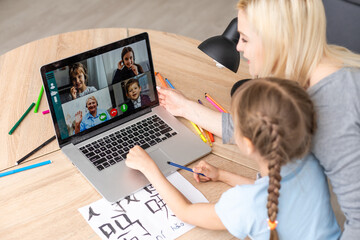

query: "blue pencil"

left=165, top=78, right=175, bottom=89
left=167, top=161, right=206, bottom=177
left=0, top=160, right=52, bottom=178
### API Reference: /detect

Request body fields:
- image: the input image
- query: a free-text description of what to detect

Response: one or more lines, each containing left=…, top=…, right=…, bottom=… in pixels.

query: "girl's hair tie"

left=267, top=219, right=278, bottom=230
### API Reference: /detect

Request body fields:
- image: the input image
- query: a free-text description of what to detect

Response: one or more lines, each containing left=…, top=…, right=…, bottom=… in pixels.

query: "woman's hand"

left=126, top=146, right=158, bottom=174
left=74, top=111, right=83, bottom=134
left=75, top=111, right=83, bottom=124
left=70, top=86, right=77, bottom=99
left=157, top=86, right=189, bottom=117
left=192, top=160, right=221, bottom=183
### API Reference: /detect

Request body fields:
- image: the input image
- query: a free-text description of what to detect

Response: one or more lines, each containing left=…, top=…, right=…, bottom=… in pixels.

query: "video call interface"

left=45, top=39, right=156, bottom=140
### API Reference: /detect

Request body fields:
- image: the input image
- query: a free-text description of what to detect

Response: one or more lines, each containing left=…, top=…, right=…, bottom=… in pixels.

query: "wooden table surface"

left=0, top=28, right=256, bottom=239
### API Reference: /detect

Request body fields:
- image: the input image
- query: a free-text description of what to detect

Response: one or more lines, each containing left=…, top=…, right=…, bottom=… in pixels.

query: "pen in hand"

left=167, top=161, right=206, bottom=177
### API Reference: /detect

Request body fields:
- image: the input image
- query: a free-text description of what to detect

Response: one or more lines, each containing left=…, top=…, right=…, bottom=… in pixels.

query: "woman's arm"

left=126, top=146, right=226, bottom=230
left=157, top=87, right=223, bottom=137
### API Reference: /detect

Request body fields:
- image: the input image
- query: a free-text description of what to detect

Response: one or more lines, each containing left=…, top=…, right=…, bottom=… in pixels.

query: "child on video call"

left=126, top=78, right=340, bottom=239
left=112, top=46, right=144, bottom=85
left=125, top=78, right=151, bottom=110
left=68, top=62, right=97, bottom=100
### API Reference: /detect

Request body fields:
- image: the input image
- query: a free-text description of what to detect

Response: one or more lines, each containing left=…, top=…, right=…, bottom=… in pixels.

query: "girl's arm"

left=157, top=87, right=223, bottom=137
left=126, top=146, right=226, bottom=230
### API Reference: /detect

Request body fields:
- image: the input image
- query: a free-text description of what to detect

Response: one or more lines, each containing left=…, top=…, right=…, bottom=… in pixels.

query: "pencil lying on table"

left=205, top=93, right=228, bottom=113
left=9, top=102, right=35, bottom=135
left=155, top=72, right=168, bottom=88
left=197, top=99, right=215, bottom=142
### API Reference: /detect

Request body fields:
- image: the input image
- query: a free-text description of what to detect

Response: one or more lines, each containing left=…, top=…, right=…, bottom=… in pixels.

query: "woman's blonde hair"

left=237, top=0, right=360, bottom=87
left=231, top=78, right=316, bottom=240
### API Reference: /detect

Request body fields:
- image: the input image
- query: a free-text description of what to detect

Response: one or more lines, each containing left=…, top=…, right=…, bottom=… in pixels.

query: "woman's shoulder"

left=314, top=67, right=359, bottom=86
left=308, top=67, right=360, bottom=98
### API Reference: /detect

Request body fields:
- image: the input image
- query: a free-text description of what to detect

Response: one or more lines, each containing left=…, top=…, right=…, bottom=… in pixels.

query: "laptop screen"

left=40, top=33, right=158, bottom=146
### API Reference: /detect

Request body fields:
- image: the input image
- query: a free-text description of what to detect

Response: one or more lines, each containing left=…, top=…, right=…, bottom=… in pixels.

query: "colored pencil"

left=16, top=135, right=56, bottom=165
left=167, top=161, right=206, bottom=177
left=8, top=102, right=35, bottom=135
left=165, top=78, right=175, bottom=89
left=34, top=86, right=44, bottom=113
left=155, top=72, right=168, bottom=88
left=164, top=77, right=207, bottom=143
left=0, top=160, right=52, bottom=178
left=197, top=99, right=215, bottom=142
left=205, top=93, right=228, bottom=113
left=205, top=96, right=225, bottom=113
left=190, top=121, right=207, bottom=143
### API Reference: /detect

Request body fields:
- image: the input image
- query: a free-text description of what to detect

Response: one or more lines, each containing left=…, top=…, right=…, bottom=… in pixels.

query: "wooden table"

left=0, top=28, right=256, bottom=239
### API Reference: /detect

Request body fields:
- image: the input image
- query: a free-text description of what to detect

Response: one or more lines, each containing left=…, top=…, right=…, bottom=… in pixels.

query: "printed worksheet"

left=78, top=172, right=208, bottom=240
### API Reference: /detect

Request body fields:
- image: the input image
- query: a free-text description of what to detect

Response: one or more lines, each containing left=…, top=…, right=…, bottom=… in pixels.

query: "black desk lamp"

left=198, top=18, right=240, bottom=73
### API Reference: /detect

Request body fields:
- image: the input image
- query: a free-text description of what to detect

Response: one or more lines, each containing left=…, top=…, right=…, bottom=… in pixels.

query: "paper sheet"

left=78, top=171, right=208, bottom=240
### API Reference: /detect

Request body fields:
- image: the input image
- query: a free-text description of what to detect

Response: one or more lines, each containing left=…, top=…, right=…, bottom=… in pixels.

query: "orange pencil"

left=204, top=93, right=228, bottom=113
left=155, top=72, right=168, bottom=88
left=198, top=125, right=212, bottom=146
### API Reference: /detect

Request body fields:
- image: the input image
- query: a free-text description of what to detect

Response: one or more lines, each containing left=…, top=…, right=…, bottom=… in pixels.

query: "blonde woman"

left=156, top=0, right=360, bottom=239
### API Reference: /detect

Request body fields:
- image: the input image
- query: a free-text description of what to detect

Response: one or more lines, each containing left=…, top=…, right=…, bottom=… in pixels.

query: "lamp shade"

left=198, top=18, right=240, bottom=73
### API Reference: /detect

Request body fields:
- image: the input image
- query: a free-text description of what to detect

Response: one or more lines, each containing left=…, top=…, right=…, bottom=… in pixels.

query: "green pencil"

left=34, top=86, right=44, bottom=113
left=9, top=102, right=35, bottom=135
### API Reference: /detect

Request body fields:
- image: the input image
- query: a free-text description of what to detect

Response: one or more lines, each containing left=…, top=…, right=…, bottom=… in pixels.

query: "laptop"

left=40, top=32, right=211, bottom=202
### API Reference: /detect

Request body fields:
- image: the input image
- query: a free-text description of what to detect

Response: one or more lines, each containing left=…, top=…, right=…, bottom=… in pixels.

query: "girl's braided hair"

left=231, top=78, right=316, bottom=239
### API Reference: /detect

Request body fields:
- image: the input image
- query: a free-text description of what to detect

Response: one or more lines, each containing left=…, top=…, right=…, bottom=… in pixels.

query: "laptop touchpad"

left=149, top=148, right=172, bottom=172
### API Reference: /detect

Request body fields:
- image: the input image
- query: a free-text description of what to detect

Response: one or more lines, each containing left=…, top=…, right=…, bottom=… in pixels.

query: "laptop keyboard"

left=79, top=115, right=177, bottom=171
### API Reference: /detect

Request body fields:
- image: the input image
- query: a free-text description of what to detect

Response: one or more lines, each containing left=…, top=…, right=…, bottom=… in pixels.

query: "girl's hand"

left=192, top=160, right=221, bottom=183
left=131, top=65, right=139, bottom=75
left=157, top=86, right=188, bottom=117
left=70, top=87, right=77, bottom=99
left=118, top=60, right=124, bottom=70
left=126, top=146, right=158, bottom=174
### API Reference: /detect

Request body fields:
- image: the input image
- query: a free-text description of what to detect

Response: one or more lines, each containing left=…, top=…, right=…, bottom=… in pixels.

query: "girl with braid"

left=126, top=78, right=340, bottom=239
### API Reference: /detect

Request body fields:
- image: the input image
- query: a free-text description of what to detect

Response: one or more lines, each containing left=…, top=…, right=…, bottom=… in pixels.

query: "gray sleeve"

left=222, top=113, right=235, bottom=144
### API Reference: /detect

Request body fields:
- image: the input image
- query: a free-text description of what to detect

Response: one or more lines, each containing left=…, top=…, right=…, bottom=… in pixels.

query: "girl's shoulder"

left=87, top=86, right=97, bottom=92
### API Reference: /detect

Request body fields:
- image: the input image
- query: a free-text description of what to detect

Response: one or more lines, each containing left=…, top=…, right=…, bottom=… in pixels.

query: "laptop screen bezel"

left=40, top=32, right=159, bottom=147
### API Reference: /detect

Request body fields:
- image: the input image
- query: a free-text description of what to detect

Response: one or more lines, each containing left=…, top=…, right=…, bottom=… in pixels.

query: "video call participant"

left=124, top=78, right=151, bottom=111
left=69, top=63, right=97, bottom=100
left=74, top=96, right=111, bottom=134
left=112, top=47, right=144, bottom=85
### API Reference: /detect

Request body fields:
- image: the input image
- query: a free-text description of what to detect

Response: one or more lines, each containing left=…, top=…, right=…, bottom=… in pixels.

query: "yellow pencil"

left=190, top=121, right=207, bottom=143
left=198, top=125, right=212, bottom=146
left=164, top=77, right=208, bottom=144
